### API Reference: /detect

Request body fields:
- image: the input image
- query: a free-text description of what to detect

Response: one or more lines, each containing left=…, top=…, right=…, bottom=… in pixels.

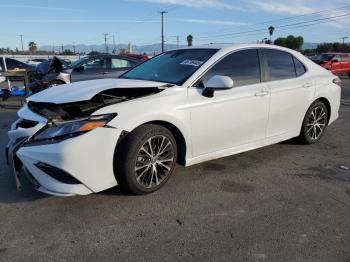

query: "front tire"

left=115, top=124, right=177, bottom=195
left=299, top=101, right=328, bottom=144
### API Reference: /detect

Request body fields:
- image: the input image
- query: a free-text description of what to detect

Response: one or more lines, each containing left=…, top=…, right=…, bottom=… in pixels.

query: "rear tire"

left=299, top=101, right=328, bottom=144
left=115, top=124, right=177, bottom=195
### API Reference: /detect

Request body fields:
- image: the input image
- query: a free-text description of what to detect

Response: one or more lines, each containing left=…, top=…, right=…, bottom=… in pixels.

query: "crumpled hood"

left=27, top=78, right=167, bottom=104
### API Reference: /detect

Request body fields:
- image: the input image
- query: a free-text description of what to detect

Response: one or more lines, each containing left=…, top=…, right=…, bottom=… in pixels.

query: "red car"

left=311, top=53, right=350, bottom=76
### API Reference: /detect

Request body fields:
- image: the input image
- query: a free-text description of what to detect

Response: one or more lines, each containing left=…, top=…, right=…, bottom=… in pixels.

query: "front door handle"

left=100, top=72, right=109, bottom=75
left=255, top=90, right=269, bottom=97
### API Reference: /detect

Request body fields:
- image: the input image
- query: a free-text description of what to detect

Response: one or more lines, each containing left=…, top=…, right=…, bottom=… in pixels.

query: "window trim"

left=190, top=47, right=262, bottom=88
left=260, top=48, right=308, bottom=83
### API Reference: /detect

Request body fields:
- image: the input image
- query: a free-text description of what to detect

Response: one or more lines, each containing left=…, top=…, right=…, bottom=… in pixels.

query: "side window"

left=333, top=55, right=341, bottom=62
left=293, top=57, right=306, bottom=76
left=82, top=58, right=106, bottom=70
left=111, top=58, right=132, bottom=69
left=341, top=55, right=349, bottom=62
left=263, top=49, right=296, bottom=81
left=200, top=49, right=261, bottom=87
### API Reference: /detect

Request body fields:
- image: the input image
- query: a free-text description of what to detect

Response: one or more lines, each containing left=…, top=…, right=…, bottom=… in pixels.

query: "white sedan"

left=7, top=44, right=341, bottom=196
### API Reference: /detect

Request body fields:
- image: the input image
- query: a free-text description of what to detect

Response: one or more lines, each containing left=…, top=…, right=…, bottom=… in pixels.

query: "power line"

left=195, top=12, right=350, bottom=41
left=194, top=4, right=350, bottom=39
left=195, top=15, right=350, bottom=44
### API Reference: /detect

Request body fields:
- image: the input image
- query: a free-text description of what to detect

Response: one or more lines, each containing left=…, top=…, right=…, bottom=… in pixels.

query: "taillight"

left=333, top=77, right=342, bottom=87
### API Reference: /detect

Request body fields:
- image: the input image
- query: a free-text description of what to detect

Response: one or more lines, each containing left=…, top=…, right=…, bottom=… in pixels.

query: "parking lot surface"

left=0, top=79, right=350, bottom=262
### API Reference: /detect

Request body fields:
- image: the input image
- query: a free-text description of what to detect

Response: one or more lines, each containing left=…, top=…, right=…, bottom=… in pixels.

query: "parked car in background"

left=29, top=54, right=142, bottom=93
left=0, top=57, right=36, bottom=82
left=27, top=58, right=47, bottom=66
left=122, top=53, right=149, bottom=61
left=311, top=53, right=350, bottom=76
left=7, top=44, right=341, bottom=196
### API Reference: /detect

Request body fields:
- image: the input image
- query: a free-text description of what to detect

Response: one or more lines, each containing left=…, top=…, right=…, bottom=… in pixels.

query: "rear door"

left=340, top=54, right=350, bottom=73
left=262, top=49, right=314, bottom=138
left=331, top=55, right=342, bottom=74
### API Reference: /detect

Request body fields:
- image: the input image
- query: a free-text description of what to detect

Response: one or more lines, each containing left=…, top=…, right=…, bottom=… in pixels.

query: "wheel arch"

left=115, top=120, right=188, bottom=166
left=315, top=97, right=331, bottom=124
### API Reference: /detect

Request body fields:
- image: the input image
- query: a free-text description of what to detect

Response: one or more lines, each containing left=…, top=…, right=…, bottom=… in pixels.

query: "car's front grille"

left=16, top=119, right=38, bottom=129
left=35, top=162, right=81, bottom=184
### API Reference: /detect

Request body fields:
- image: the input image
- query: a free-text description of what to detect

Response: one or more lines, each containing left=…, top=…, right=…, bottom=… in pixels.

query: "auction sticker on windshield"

left=180, top=60, right=204, bottom=67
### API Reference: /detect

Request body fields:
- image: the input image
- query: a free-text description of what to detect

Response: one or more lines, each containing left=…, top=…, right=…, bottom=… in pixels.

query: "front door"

left=70, top=57, right=108, bottom=82
left=188, top=49, right=270, bottom=157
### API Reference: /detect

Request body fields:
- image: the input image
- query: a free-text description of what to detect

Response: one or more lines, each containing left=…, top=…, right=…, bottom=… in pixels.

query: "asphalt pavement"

left=0, top=79, right=349, bottom=262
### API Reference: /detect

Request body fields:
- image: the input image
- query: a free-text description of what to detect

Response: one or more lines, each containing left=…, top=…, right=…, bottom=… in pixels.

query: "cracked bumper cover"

left=8, top=125, right=122, bottom=196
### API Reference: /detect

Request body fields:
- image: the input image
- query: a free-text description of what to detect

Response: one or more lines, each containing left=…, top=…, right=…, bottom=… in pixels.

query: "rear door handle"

left=255, top=90, right=269, bottom=97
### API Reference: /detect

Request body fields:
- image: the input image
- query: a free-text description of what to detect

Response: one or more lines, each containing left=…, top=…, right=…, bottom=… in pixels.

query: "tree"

left=187, top=35, right=193, bottom=46
left=268, top=26, right=275, bottom=42
left=274, top=35, right=304, bottom=50
left=28, top=41, right=37, bottom=54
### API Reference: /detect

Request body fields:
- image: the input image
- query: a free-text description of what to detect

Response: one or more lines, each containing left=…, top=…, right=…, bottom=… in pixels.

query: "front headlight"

left=32, top=114, right=116, bottom=142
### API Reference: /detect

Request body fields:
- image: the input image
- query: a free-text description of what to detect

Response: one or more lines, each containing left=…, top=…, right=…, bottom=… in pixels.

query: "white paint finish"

left=16, top=127, right=122, bottom=193
left=188, top=83, right=269, bottom=156
left=265, top=76, right=315, bottom=137
left=27, top=78, right=167, bottom=104
left=7, top=43, right=341, bottom=196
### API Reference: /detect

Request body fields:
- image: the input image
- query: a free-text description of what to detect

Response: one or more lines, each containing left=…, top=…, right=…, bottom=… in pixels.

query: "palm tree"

left=187, top=35, right=193, bottom=47
left=268, top=26, right=275, bottom=43
left=28, top=41, right=37, bottom=54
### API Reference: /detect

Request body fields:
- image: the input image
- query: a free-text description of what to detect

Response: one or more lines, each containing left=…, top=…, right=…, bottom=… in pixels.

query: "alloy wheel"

left=306, top=106, right=327, bottom=140
left=134, top=135, right=175, bottom=189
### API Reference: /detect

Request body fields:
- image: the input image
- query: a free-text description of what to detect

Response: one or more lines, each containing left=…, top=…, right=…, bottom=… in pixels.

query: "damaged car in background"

left=29, top=55, right=142, bottom=93
left=7, top=44, right=341, bottom=196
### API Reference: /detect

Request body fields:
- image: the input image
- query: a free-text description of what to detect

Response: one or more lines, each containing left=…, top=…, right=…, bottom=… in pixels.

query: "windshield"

left=121, top=49, right=218, bottom=85
left=312, top=54, right=334, bottom=62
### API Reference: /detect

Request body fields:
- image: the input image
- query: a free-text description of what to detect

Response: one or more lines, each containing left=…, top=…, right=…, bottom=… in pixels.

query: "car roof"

left=169, top=43, right=302, bottom=54
left=87, top=54, right=142, bottom=62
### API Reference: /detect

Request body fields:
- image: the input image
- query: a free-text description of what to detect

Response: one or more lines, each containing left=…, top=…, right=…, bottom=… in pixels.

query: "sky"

left=1, top=0, right=350, bottom=49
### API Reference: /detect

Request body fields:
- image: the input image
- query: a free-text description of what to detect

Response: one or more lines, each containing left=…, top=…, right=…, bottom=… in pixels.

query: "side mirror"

left=75, top=65, right=84, bottom=72
left=202, top=75, right=234, bottom=98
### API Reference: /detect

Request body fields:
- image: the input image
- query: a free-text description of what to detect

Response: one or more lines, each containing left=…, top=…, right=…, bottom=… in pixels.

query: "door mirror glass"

left=331, top=59, right=339, bottom=63
left=202, top=75, right=234, bottom=97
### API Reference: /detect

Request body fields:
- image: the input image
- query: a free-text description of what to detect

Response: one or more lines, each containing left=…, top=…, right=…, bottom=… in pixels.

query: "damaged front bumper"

left=7, top=105, right=122, bottom=196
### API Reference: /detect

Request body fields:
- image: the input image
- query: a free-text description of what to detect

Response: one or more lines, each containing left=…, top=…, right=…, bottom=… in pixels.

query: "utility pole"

left=72, top=41, right=76, bottom=54
left=19, top=34, right=24, bottom=51
left=113, top=34, right=116, bottom=54
left=158, top=11, right=168, bottom=53
left=341, top=36, right=348, bottom=44
left=103, top=33, right=109, bottom=53
left=176, top=36, right=179, bottom=49
left=61, top=44, right=64, bottom=53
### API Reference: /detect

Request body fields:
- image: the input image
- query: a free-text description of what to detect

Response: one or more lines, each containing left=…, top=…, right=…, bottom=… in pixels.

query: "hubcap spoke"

left=134, top=135, right=174, bottom=189
left=307, top=106, right=326, bottom=140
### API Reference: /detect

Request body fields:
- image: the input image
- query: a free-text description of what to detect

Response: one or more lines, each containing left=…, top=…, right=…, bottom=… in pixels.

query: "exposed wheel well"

left=315, top=97, right=331, bottom=124
left=116, top=121, right=187, bottom=166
